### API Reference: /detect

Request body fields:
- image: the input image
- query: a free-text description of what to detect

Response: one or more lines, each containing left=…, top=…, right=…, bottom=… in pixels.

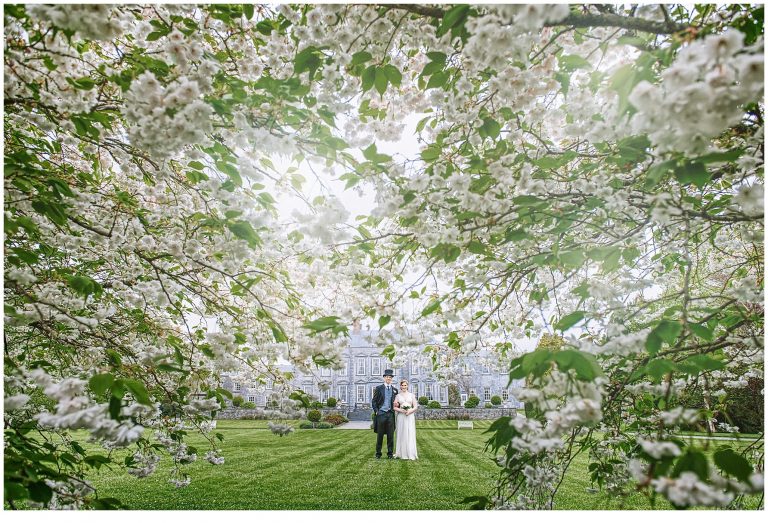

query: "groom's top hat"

left=383, top=369, right=394, bottom=377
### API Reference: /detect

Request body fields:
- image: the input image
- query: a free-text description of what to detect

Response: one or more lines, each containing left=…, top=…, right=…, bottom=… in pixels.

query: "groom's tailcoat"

left=371, top=383, right=397, bottom=434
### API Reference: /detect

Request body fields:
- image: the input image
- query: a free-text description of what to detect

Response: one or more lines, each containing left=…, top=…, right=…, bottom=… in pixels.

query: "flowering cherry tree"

left=4, top=3, right=763, bottom=510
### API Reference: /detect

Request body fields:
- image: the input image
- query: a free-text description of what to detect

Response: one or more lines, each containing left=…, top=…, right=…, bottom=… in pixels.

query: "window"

left=247, top=396, right=256, bottom=403
left=484, top=387, right=491, bottom=401
left=411, top=382, right=420, bottom=398
left=356, top=385, right=366, bottom=403
left=356, top=357, right=366, bottom=376
left=321, top=389, right=330, bottom=402
left=371, top=357, right=381, bottom=377
left=338, top=385, right=347, bottom=403
left=234, top=383, right=241, bottom=392
left=412, top=357, right=420, bottom=375
left=439, top=386, right=447, bottom=402
left=469, top=388, right=476, bottom=396
left=320, top=367, right=331, bottom=377
left=482, top=364, right=491, bottom=374
left=461, top=393, right=468, bottom=403
left=425, top=383, right=433, bottom=400
left=502, top=389, right=509, bottom=401
left=266, top=379, right=272, bottom=390
left=338, top=363, right=347, bottom=376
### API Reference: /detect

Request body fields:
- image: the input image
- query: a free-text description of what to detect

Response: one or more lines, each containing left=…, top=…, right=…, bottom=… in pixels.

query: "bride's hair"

left=399, top=379, right=408, bottom=387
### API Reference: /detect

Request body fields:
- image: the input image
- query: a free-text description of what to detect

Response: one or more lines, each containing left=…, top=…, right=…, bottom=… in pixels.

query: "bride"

left=393, top=379, right=418, bottom=460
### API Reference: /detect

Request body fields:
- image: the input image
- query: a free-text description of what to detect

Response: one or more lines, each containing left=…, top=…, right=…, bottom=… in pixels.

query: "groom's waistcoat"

left=372, top=384, right=396, bottom=412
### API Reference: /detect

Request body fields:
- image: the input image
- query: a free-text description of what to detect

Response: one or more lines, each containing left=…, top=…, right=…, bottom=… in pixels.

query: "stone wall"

left=216, top=407, right=516, bottom=420
left=415, top=408, right=517, bottom=420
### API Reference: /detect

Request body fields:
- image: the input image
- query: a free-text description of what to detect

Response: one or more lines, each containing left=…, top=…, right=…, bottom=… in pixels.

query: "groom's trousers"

left=375, top=410, right=395, bottom=458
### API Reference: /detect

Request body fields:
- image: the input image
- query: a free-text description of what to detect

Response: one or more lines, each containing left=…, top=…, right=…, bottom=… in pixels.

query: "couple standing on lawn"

left=371, top=369, right=418, bottom=460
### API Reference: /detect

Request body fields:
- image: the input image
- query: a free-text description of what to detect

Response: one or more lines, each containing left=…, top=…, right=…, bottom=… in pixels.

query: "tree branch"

left=384, top=4, right=690, bottom=34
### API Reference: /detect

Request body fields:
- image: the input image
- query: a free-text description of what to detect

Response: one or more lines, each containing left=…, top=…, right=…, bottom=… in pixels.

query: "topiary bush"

left=299, top=421, right=333, bottom=429
left=485, top=402, right=493, bottom=408
left=231, top=395, right=244, bottom=407
left=326, top=397, right=337, bottom=408
left=310, top=401, right=323, bottom=408
left=241, top=401, right=256, bottom=409
left=322, top=413, right=348, bottom=426
left=464, top=395, right=480, bottom=408
left=307, top=409, right=322, bottom=423
left=418, top=396, right=429, bottom=406
left=428, top=400, right=441, bottom=409
left=491, top=395, right=502, bottom=406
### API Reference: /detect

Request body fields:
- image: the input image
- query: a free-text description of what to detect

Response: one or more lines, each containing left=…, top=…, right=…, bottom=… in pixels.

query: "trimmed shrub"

left=490, top=395, right=502, bottom=406
left=464, top=395, right=480, bottom=408
left=307, top=409, right=322, bottom=423
left=427, top=400, right=441, bottom=409
left=326, top=397, right=337, bottom=408
left=446, top=412, right=471, bottom=420
left=322, top=414, right=348, bottom=426
left=231, top=395, right=244, bottom=407
left=310, top=401, right=323, bottom=408
left=241, top=401, right=256, bottom=409
left=299, top=421, right=333, bottom=429
left=418, top=396, right=429, bottom=406
left=485, top=402, right=493, bottom=408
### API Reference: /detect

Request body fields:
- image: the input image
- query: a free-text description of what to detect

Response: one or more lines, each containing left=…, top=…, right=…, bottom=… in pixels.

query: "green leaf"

left=645, top=332, right=663, bottom=355
left=123, top=379, right=152, bottom=406
left=420, top=298, right=442, bottom=317
left=673, top=450, right=709, bottom=481
left=381, top=344, right=396, bottom=361
left=554, top=350, right=603, bottom=381
left=361, top=65, right=376, bottom=92
left=654, top=319, right=683, bottom=344
left=243, top=4, right=254, bottom=19
left=431, top=243, right=461, bottom=263
left=420, top=144, right=442, bottom=162
left=713, top=448, right=753, bottom=482
left=438, top=5, right=470, bottom=37
left=378, top=315, right=391, bottom=329
left=228, top=221, right=262, bottom=248
left=683, top=354, right=725, bottom=372
left=426, top=51, right=447, bottom=64
left=674, top=161, right=711, bottom=189
left=351, top=51, right=373, bottom=66
left=216, top=387, right=233, bottom=400
left=382, top=64, right=402, bottom=87
left=294, top=46, right=322, bottom=79
left=466, top=240, right=488, bottom=255
left=362, top=143, right=391, bottom=164
left=66, top=274, right=103, bottom=298
left=302, top=316, right=348, bottom=335
left=688, top=323, right=714, bottom=342
left=374, top=67, right=388, bottom=95
left=559, top=250, right=586, bottom=269
left=555, top=311, right=586, bottom=331
left=696, top=148, right=743, bottom=164
left=645, top=358, right=678, bottom=381
left=559, top=54, right=592, bottom=71
left=509, top=350, right=552, bottom=380
left=426, top=71, right=448, bottom=89
left=89, top=373, right=114, bottom=396
left=70, top=77, right=96, bottom=90
left=478, top=117, right=501, bottom=139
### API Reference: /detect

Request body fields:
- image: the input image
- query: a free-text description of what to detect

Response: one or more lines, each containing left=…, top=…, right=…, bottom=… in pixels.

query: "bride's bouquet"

left=401, top=403, right=412, bottom=411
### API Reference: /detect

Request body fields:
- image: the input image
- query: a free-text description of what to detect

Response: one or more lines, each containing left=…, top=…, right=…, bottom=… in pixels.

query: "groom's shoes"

left=375, top=455, right=381, bottom=459
left=387, top=455, right=394, bottom=459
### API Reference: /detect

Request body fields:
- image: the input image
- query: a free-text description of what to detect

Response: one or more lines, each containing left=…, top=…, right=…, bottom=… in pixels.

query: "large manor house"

left=222, top=328, right=525, bottom=409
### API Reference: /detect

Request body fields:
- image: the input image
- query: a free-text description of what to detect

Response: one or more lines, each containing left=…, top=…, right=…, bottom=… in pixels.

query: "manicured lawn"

left=82, top=420, right=761, bottom=510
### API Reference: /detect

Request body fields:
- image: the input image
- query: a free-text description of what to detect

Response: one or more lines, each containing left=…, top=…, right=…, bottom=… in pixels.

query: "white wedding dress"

left=394, top=392, right=418, bottom=460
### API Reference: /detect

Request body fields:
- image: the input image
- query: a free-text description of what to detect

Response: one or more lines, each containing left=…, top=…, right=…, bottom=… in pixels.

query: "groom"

left=371, top=369, right=397, bottom=459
